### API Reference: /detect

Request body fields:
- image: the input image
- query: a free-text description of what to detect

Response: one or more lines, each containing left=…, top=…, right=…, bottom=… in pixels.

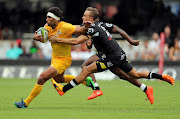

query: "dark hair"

left=86, top=7, right=99, bottom=21
left=48, top=7, right=64, bottom=20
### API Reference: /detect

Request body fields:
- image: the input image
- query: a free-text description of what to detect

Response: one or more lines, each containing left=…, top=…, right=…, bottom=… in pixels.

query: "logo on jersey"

left=101, top=54, right=106, bottom=60
left=121, top=53, right=126, bottom=60
left=105, top=23, right=113, bottom=27
left=91, top=23, right=95, bottom=26
left=97, top=61, right=107, bottom=69
left=56, top=30, right=62, bottom=35
left=87, top=28, right=94, bottom=34
left=107, top=61, right=113, bottom=67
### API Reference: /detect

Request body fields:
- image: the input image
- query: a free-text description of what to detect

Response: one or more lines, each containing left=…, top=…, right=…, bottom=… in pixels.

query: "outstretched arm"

left=73, top=25, right=87, bottom=34
left=112, top=25, right=139, bottom=46
left=73, top=22, right=92, bottom=34
left=50, top=34, right=89, bottom=45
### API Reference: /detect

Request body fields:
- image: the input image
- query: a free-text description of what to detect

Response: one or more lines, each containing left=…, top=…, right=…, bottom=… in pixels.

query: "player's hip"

left=96, top=51, right=132, bottom=72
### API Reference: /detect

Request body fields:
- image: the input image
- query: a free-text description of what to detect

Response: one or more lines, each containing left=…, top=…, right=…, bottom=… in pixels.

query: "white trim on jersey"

left=92, top=32, right=99, bottom=37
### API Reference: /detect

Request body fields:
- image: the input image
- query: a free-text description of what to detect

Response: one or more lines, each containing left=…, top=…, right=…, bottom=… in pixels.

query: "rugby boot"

left=85, top=77, right=95, bottom=90
left=87, top=89, right=103, bottom=100
left=145, top=86, right=154, bottom=104
left=52, top=79, right=65, bottom=96
left=162, top=74, right=175, bottom=85
left=14, top=98, right=28, bottom=108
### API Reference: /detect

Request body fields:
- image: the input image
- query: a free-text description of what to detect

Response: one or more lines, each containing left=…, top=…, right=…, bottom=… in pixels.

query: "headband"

left=47, top=12, right=60, bottom=20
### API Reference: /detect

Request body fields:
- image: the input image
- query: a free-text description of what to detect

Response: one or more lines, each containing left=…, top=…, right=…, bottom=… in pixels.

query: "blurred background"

left=0, top=0, right=180, bottom=79
left=0, top=0, right=180, bottom=61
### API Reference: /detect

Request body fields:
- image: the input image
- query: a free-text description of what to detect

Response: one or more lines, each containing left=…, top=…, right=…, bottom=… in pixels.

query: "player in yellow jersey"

left=14, top=7, right=97, bottom=108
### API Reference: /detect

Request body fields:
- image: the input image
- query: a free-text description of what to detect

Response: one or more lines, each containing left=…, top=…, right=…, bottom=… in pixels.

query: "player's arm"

left=50, top=34, right=89, bottom=45
left=112, top=25, right=139, bottom=46
left=73, top=25, right=87, bottom=34
left=33, top=31, right=44, bottom=43
left=86, top=38, right=93, bottom=49
left=33, top=23, right=48, bottom=43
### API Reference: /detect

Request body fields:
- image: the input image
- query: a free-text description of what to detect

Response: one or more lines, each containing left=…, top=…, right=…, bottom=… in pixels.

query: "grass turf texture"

left=0, top=78, right=180, bottom=119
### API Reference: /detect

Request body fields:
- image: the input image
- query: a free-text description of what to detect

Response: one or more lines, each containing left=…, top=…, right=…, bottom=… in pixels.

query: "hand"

left=131, top=40, right=140, bottom=46
left=33, top=31, right=44, bottom=42
left=86, top=39, right=92, bottom=46
left=83, top=21, right=92, bottom=29
left=49, top=34, right=60, bottom=43
left=86, top=39, right=92, bottom=49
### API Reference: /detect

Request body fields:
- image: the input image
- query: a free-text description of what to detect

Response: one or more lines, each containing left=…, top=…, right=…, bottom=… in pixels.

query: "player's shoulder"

left=44, top=25, right=52, bottom=32
left=99, top=21, right=113, bottom=28
left=60, top=21, right=74, bottom=27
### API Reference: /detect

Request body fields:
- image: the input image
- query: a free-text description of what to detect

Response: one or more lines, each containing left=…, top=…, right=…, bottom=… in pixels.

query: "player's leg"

left=52, top=61, right=100, bottom=96
left=52, top=73, right=94, bottom=91
left=81, top=54, right=103, bottom=100
left=14, top=66, right=58, bottom=108
left=53, top=72, right=65, bottom=83
left=110, top=67, right=142, bottom=87
left=118, top=51, right=175, bottom=85
left=109, top=67, right=154, bottom=104
left=127, top=68, right=175, bottom=85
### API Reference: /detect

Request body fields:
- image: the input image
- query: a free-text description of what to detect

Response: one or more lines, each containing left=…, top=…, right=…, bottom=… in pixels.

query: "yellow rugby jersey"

left=44, top=21, right=76, bottom=57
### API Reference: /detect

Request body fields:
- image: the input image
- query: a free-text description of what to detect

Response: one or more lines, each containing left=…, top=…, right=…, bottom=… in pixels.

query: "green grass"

left=0, top=78, right=180, bottom=119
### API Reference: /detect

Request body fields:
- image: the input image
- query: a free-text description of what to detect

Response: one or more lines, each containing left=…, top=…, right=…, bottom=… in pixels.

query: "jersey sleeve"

left=63, top=23, right=76, bottom=36
left=100, top=22, right=114, bottom=33
left=44, top=26, right=51, bottom=32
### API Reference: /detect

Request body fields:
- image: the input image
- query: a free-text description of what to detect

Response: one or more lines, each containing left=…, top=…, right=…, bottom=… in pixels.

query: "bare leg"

left=53, top=72, right=65, bottom=83
left=109, top=67, right=142, bottom=87
left=24, top=66, right=58, bottom=106
left=76, top=62, right=98, bottom=84
left=126, top=68, right=149, bottom=79
left=37, top=66, right=58, bottom=85
left=81, top=54, right=99, bottom=83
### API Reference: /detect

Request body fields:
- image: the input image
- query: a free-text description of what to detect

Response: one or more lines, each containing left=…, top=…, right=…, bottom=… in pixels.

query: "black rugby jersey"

left=85, top=21, right=122, bottom=57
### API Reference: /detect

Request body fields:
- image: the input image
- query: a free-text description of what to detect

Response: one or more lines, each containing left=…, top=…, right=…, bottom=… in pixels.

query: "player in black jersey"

left=81, top=22, right=149, bottom=100
left=50, top=7, right=175, bottom=104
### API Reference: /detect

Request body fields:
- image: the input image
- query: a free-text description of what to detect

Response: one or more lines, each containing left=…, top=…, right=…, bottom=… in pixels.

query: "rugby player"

left=14, top=7, right=98, bottom=108
left=50, top=7, right=175, bottom=104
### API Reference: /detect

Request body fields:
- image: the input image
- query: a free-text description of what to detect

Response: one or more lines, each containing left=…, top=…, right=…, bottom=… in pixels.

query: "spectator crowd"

left=0, top=0, right=180, bottom=61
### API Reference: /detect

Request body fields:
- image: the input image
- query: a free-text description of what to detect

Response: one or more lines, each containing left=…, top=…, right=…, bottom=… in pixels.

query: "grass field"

left=0, top=78, right=180, bottom=119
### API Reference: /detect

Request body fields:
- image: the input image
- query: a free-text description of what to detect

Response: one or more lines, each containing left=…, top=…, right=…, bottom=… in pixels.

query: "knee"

left=37, top=74, right=48, bottom=85
left=81, top=64, right=84, bottom=69
left=81, top=62, right=88, bottom=69
left=54, top=77, right=64, bottom=83
left=81, top=66, right=90, bottom=75
left=131, top=74, right=140, bottom=79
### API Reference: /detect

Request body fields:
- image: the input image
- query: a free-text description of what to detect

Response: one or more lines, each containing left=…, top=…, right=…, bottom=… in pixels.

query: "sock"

left=94, top=83, right=100, bottom=90
left=140, top=83, right=147, bottom=92
left=64, top=75, right=75, bottom=83
left=24, top=83, right=43, bottom=106
left=148, top=72, right=163, bottom=80
left=63, top=79, right=79, bottom=92
left=89, top=84, right=95, bottom=90
left=64, top=75, right=87, bottom=85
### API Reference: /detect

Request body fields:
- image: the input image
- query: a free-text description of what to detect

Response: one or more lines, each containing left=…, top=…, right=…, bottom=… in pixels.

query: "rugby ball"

left=37, top=27, right=48, bottom=43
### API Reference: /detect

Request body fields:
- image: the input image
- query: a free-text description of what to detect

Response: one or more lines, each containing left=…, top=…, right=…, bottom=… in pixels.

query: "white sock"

left=94, top=83, right=99, bottom=87
left=140, top=83, right=146, bottom=92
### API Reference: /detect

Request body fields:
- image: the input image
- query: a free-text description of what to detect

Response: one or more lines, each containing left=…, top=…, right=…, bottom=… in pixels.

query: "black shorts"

left=96, top=51, right=133, bottom=72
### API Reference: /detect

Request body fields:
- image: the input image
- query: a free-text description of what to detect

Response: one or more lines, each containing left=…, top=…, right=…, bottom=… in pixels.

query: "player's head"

left=82, top=7, right=99, bottom=23
left=46, top=7, right=64, bottom=27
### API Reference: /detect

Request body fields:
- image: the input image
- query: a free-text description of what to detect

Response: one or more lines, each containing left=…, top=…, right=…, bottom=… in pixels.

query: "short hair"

left=86, top=7, right=99, bottom=21
left=48, top=7, right=64, bottom=20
